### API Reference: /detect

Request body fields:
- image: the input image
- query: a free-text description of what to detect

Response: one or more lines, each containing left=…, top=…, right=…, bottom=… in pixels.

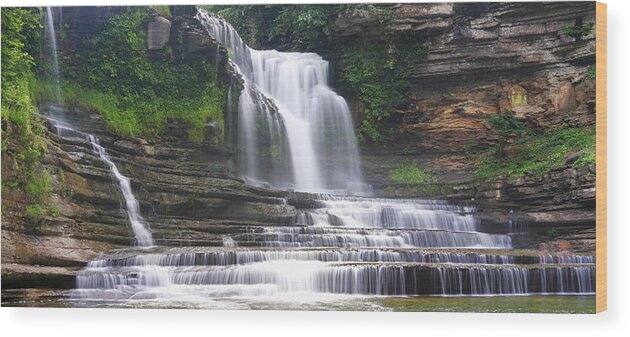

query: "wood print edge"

left=595, top=1, right=607, bottom=314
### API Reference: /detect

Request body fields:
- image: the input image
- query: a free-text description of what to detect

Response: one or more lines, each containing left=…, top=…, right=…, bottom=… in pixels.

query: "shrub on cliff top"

left=341, top=33, right=428, bottom=142
left=564, top=22, right=594, bottom=40
left=486, top=110, right=527, bottom=158
left=208, top=5, right=338, bottom=50
left=389, top=164, right=437, bottom=184
left=50, top=7, right=226, bottom=142
left=473, top=126, right=596, bottom=181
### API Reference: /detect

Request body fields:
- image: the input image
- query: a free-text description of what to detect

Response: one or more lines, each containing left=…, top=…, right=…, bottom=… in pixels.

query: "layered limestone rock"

left=326, top=4, right=596, bottom=187
left=328, top=2, right=596, bottom=154
left=320, top=3, right=598, bottom=245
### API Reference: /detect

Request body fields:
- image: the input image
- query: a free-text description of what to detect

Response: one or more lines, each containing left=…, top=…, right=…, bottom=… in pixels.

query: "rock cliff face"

left=326, top=2, right=595, bottom=171
left=315, top=2, right=596, bottom=247
left=323, top=2, right=596, bottom=211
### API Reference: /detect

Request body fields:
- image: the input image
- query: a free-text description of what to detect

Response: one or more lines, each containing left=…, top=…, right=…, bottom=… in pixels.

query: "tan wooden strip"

left=595, top=1, right=607, bottom=314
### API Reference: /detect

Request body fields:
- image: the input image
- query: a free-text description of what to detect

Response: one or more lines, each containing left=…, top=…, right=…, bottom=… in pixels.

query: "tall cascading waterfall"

left=196, top=11, right=367, bottom=195
left=68, top=10, right=595, bottom=307
left=44, top=7, right=64, bottom=125
left=44, top=7, right=61, bottom=100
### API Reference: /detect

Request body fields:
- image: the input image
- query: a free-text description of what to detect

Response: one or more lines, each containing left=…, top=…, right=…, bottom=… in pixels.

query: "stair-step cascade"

left=71, top=193, right=595, bottom=301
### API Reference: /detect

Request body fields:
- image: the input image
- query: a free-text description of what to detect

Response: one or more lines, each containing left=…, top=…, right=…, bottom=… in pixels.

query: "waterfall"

left=197, top=11, right=367, bottom=195
left=48, top=117, right=154, bottom=247
left=67, top=10, right=595, bottom=307
left=44, top=7, right=60, bottom=93
left=42, top=8, right=152, bottom=247
left=73, top=248, right=595, bottom=298
left=87, top=249, right=552, bottom=267
left=44, top=6, right=64, bottom=123
left=222, top=235, right=237, bottom=248
left=71, top=193, right=595, bottom=302
left=86, top=135, right=154, bottom=247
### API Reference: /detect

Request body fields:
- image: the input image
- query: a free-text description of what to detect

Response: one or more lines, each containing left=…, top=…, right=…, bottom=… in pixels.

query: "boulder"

left=146, top=15, right=171, bottom=50
left=551, top=81, right=577, bottom=113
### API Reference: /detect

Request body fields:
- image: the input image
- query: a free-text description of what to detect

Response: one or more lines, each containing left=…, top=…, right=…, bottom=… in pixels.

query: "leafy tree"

left=208, top=5, right=337, bottom=50
left=2, top=8, right=57, bottom=221
left=268, top=5, right=337, bottom=48
left=341, top=33, right=428, bottom=142
left=1, top=7, right=41, bottom=124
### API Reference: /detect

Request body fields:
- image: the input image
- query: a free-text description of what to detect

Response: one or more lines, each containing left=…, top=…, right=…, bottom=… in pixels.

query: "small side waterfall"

left=50, top=118, right=154, bottom=247
left=43, top=9, right=152, bottom=248
left=86, top=135, right=154, bottom=247
left=44, top=6, right=65, bottom=128
left=44, top=7, right=61, bottom=98
left=222, top=235, right=237, bottom=248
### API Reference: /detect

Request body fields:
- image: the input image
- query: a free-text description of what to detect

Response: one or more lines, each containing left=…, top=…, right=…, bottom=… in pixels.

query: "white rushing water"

left=71, top=193, right=594, bottom=303
left=44, top=7, right=64, bottom=124
left=45, top=7, right=60, bottom=90
left=197, top=11, right=367, bottom=195
left=50, top=118, right=154, bottom=247
left=86, top=135, right=154, bottom=247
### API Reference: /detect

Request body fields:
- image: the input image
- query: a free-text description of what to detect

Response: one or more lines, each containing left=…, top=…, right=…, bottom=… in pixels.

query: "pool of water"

left=2, top=289, right=594, bottom=313
left=374, top=295, right=596, bottom=313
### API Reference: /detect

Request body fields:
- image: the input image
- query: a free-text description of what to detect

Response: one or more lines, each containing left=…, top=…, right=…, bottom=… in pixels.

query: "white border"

left=1, top=0, right=628, bottom=336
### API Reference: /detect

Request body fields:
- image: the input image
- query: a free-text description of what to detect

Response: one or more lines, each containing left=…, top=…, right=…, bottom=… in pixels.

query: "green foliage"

left=226, top=48, right=235, bottom=60
left=487, top=110, right=527, bottom=135
left=56, top=167, right=72, bottom=198
left=573, top=148, right=596, bottom=168
left=1, top=8, right=41, bottom=128
left=268, top=5, right=337, bottom=47
left=50, top=7, right=226, bottom=142
left=389, top=164, right=437, bottom=184
left=25, top=169, right=53, bottom=205
left=21, top=165, right=57, bottom=223
left=208, top=5, right=338, bottom=49
left=1, top=8, right=41, bottom=88
left=342, top=34, right=428, bottom=142
left=25, top=204, right=46, bottom=221
left=32, top=78, right=225, bottom=142
left=486, top=110, right=527, bottom=157
left=586, top=65, right=596, bottom=79
left=1, top=8, right=58, bottom=222
left=150, top=5, right=171, bottom=16
left=564, top=22, right=594, bottom=39
left=473, top=126, right=596, bottom=181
